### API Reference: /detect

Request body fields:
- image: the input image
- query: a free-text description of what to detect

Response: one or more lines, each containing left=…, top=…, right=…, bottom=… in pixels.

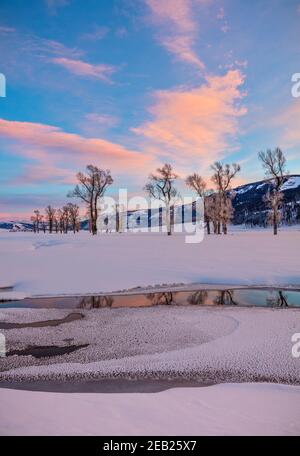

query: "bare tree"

left=67, top=203, right=80, bottom=234
left=185, top=173, right=212, bottom=234
left=68, top=165, right=113, bottom=235
left=211, top=162, right=241, bottom=234
left=56, top=209, right=64, bottom=234
left=258, top=148, right=287, bottom=235
left=263, top=190, right=284, bottom=235
left=62, top=205, right=70, bottom=233
left=54, top=214, right=59, bottom=233
left=205, top=193, right=222, bottom=234
left=45, top=205, right=56, bottom=233
left=144, top=163, right=178, bottom=235
left=31, top=210, right=43, bottom=233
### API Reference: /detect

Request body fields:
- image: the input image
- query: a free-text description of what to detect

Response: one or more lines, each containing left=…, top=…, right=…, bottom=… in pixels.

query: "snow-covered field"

left=0, top=228, right=300, bottom=436
left=0, top=228, right=299, bottom=298
left=1, top=382, right=300, bottom=436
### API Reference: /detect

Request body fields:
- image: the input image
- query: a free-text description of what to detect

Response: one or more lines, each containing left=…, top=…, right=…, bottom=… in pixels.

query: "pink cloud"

left=133, top=70, right=247, bottom=172
left=84, top=113, right=118, bottom=128
left=51, top=57, right=116, bottom=83
left=272, top=102, right=300, bottom=153
left=146, top=0, right=205, bottom=69
left=0, top=119, right=151, bottom=184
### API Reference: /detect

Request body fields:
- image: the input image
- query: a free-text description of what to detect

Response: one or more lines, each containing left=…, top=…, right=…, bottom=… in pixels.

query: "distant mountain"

left=232, top=174, right=300, bottom=226
left=1, top=175, right=299, bottom=230
left=0, top=221, right=33, bottom=231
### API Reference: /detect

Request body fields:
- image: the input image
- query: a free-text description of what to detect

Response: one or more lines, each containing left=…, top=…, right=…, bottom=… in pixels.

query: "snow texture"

left=0, top=383, right=300, bottom=435
left=0, top=306, right=299, bottom=383
left=0, top=229, right=299, bottom=298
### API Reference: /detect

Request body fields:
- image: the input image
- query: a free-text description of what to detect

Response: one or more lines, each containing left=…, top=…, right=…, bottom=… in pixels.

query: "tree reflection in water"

left=187, top=290, right=208, bottom=305
left=78, top=295, right=114, bottom=309
left=214, top=290, right=237, bottom=306
left=266, top=290, right=289, bottom=308
left=146, top=292, right=176, bottom=306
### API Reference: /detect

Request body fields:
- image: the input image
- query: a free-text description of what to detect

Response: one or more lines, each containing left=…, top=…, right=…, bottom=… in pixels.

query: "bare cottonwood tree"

left=258, top=148, right=287, bottom=235
left=144, top=163, right=178, bottom=235
left=68, top=165, right=113, bottom=235
left=31, top=210, right=43, bottom=233
left=45, top=205, right=56, bottom=233
left=264, top=190, right=284, bottom=234
left=211, top=162, right=241, bottom=234
left=56, top=209, right=65, bottom=234
left=185, top=173, right=212, bottom=234
left=67, top=203, right=80, bottom=233
left=62, top=205, right=71, bottom=233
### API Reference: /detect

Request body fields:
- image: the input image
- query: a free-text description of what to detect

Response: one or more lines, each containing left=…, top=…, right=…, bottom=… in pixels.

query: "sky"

left=0, top=0, right=299, bottom=220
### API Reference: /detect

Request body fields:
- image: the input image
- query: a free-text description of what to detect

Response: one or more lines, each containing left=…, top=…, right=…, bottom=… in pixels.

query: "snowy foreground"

left=1, top=383, right=300, bottom=436
left=0, top=228, right=300, bottom=297
left=0, top=306, right=299, bottom=383
left=1, top=228, right=300, bottom=436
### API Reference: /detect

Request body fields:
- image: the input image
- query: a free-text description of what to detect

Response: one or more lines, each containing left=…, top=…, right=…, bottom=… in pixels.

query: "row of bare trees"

left=31, top=203, right=80, bottom=234
left=30, top=147, right=288, bottom=236
left=144, top=161, right=241, bottom=236
left=143, top=147, right=288, bottom=236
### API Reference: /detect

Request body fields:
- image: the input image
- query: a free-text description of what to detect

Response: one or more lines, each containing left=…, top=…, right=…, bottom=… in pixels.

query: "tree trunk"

left=273, top=211, right=278, bottom=235
left=166, top=204, right=171, bottom=235
left=206, top=218, right=210, bottom=235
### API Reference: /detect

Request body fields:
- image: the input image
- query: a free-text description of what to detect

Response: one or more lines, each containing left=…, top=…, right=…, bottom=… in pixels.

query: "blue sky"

left=0, top=0, right=299, bottom=219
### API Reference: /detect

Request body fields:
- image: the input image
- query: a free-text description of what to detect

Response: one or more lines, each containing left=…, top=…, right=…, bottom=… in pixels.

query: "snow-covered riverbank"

left=1, top=382, right=300, bottom=436
left=0, top=228, right=299, bottom=298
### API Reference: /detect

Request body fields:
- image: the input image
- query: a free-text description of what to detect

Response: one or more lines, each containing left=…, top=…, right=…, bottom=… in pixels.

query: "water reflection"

left=146, top=292, right=177, bottom=306
left=266, top=290, right=289, bottom=308
left=187, top=290, right=208, bottom=305
left=78, top=296, right=114, bottom=309
left=1, top=289, right=299, bottom=309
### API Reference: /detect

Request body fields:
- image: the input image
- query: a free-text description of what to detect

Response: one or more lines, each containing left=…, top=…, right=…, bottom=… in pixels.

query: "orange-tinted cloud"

left=133, top=70, right=247, bottom=173
left=0, top=118, right=151, bottom=184
left=272, top=102, right=300, bottom=154
left=146, top=0, right=205, bottom=69
left=51, top=57, right=116, bottom=83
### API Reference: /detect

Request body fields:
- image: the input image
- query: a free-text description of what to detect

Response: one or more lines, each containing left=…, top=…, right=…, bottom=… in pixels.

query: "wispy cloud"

left=50, top=57, right=116, bottom=83
left=133, top=70, right=247, bottom=173
left=272, top=102, right=300, bottom=153
left=0, top=118, right=151, bottom=185
left=45, top=0, right=70, bottom=14
left=81, top=113, right=119, bottom=136
left=81, top=25, right=110, bottom=41
left=0, top=26, right=16, bottom=34
left=85, top=113, right=118, bottom=128
left=146, top=0, right=205, bottom=70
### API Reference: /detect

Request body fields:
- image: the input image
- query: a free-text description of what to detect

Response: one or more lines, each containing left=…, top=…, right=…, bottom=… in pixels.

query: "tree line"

left=31, top=203, right=80, bottom=234
left=30, top=147, right=288, bottom=236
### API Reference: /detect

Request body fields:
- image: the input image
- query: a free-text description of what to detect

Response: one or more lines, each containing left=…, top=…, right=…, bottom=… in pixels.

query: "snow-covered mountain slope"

left=232, top=174, right=300, bottom=225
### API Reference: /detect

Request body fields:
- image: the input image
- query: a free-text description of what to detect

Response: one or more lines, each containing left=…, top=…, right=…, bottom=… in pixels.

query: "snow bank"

left=0, top=229, right=299, bottom=297
left=0, top=382, right=299, bottom=435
